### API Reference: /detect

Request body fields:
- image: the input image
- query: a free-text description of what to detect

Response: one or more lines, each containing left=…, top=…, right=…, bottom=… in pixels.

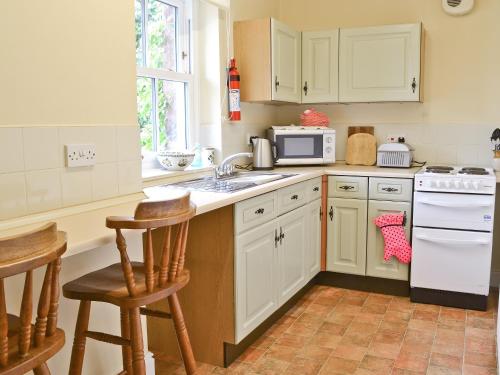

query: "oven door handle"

left=414, top=234, right=490, bottom=246
left=418, top=199, right=492, bottom=208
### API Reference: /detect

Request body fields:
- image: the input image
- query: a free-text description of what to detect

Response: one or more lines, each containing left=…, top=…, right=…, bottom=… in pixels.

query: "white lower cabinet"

left=306, top=199, right=322, bottom=279
left=278, top=206, right=307, bottom=306
left=366, top=200, right=411, bottom=281
left=326, top=197, right=367, bottom=275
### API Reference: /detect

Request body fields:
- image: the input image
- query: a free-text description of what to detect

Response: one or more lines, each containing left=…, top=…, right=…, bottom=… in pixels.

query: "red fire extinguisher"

left=228, top=58, right=241, bottom=121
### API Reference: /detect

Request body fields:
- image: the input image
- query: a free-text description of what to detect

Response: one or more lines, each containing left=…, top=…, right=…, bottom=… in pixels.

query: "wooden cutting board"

left=346, top=133, right=377, bottom=166
left=348, top=126, right=374, bottom=137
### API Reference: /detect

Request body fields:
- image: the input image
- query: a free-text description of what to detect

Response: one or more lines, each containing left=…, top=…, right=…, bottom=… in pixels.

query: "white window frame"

left=136, top=0, right=195, bottom=152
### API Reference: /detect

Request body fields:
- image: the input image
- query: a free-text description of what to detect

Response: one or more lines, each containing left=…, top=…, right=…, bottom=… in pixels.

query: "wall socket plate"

left=65, top=144, right=96, bottom=167
left=386, top=134, right=406, bottom=143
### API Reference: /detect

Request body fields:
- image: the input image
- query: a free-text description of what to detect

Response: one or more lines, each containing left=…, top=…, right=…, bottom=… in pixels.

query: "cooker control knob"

left=463, top=181, right=470, bottom=189
left=454, top=180, right=461, bottom=189
left=472, top=181, right=480, bottom=190
left=444, top=180, right=451, bottom=188
left=435, top=180, right=442, bottom=188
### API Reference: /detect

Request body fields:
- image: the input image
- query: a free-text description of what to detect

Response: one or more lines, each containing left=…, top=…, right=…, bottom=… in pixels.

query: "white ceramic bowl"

left=157, top=151, right=195, bottom=171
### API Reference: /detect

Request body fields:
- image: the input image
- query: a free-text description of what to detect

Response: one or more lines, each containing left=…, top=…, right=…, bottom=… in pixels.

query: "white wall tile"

left=116, top=126, right=141, bottom=162
left=61, top=168, right=92, bottom=206
left=118, top=160, right=142, bottom=195
left=0, top=128, right=24, bottom=173
left=91, top=163, right=119, bottom=201
left=26, top=169, right=62, bottom=214
left=0, top=173, right=27, bottom=219
left=23, top=127, right=62, bottom=170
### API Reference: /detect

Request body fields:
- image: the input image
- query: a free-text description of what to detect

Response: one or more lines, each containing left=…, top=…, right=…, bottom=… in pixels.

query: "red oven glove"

left=374, top=213, right=412, bottom=264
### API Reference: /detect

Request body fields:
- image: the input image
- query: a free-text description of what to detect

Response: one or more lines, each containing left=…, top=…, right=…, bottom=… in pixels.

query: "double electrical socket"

left=65, top=144, right=96, bottom=167
left=386, top=134, right=406, bottom=143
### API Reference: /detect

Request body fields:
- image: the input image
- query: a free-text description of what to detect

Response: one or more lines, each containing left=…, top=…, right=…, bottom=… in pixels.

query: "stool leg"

left=69, top=300, right=91, bottom=375
left=33, top=363, right=51, bottom=375
left=129, top=307, right=146, bottom=375
left=120, top=307, right=133, bottom=374
left=168, top=293, right=197, bottom=375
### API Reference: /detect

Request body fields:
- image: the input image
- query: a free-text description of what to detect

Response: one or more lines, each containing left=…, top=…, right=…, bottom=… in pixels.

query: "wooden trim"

left=320, top=176, right=328, bottom=271
left=85, top=331, right=131, bottom=347
left=316, top=271, right=410, bottom=297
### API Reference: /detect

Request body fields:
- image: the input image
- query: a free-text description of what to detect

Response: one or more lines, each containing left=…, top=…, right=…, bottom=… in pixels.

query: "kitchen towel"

left=374, top=213, right=412, bottom=264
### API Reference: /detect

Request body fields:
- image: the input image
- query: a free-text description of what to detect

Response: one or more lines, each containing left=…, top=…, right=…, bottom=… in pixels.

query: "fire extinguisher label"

left=229, top=89, right=240, bottom=111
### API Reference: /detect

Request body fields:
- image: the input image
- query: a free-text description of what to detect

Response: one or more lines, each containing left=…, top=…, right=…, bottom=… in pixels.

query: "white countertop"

left=0, top=163, right=421, bottom=258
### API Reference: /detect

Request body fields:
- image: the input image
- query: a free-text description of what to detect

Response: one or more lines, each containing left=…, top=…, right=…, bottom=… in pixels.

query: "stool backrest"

left=106, top=191, right=195, bottom=297
left=0, top=223, right=67, bottom=367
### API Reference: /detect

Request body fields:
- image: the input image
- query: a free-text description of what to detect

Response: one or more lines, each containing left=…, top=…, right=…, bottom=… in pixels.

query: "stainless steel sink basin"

left=167, top=172, right=295, bottom=193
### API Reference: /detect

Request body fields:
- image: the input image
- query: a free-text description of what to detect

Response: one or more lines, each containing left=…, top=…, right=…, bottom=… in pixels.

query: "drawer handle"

left=381, top=187, right=399, bottom=193
left=255, top=208, right=265, bottom=215
left=313, top=187, right=320, bottom=192
left=339, top=185, right=354, bottom=191
left=329, top=206, right=333, bottom=221
left=291, top=194, right=299, bottom=200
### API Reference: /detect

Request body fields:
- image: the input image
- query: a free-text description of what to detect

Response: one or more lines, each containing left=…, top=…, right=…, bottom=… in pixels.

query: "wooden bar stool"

left=0, top=223, right=67, bottom=375
left=63, top=192, right=197, bottom=375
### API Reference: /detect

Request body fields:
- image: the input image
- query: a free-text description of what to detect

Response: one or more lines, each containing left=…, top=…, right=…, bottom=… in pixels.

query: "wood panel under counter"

left=146, top=205, right=235, bottom=367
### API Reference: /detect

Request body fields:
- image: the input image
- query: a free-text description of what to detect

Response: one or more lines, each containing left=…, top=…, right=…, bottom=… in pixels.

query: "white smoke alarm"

left=442, top=0, right=474, bottom=16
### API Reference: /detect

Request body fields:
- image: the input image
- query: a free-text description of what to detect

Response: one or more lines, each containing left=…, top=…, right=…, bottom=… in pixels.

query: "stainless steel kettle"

left=251, top=137, right=276, bottom=170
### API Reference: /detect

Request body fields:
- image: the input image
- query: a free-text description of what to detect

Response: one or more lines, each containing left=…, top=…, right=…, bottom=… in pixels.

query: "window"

left=135, top=0, right=192, bottom=152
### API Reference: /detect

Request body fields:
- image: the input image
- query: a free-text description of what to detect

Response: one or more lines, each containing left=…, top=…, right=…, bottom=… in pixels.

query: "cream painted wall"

left=0, top=0, right=137, bottom=126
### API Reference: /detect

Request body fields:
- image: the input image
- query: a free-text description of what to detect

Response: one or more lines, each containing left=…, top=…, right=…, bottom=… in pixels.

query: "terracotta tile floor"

left=158, top=285, right=498, bottom=374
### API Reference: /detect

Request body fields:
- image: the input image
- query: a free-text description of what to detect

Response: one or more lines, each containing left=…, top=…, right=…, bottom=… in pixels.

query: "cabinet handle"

left=275, top=229, right=279, bottom=248
left=303, top=81, right=308, bottom=96
left=411, top=77, right=417, bottom=93
left=255, top=208, right=265, bottom=215
left=319, top=207, right=323, bottom=221
left=339, top=185, right=354, bottom=191
left=275, top=76, right=280, bottom=91
left=381, top=187, right=398, bottom=193
left=329, top=206, right=333, bottom=221
left=279, top=227, right=284, bottom=244
left=313, top=186, right=319, bottom=192
left=291, top=194, right=299, bottom=200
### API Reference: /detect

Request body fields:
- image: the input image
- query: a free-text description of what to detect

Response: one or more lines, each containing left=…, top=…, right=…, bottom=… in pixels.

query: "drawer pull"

left=313, top=187, right=320, bottom=192
left=339, top=185, right=354, bottom=191
left=291, top=194, right=299, bottom=200
left=275, top=229, right=279, bottom=248
left=254, top=208, right=265, bottom=215
left=329, top=206, right=334, bottom=221
left=382, top=187, right=399, bottom=193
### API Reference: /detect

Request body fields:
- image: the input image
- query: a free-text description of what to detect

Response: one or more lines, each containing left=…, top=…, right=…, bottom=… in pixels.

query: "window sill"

left=142, top=166, right=213, bottom=183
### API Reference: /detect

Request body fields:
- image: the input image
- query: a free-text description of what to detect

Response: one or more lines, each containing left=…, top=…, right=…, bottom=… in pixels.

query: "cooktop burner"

left=426, top=166, right=454, bottom=171
left=425, top=167, right=453, bottom=174
left=458, top=167, right=489, bottom=175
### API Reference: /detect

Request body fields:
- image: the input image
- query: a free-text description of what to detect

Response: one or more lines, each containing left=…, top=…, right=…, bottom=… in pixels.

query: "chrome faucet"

left=214, top=152, right=253, bottom=179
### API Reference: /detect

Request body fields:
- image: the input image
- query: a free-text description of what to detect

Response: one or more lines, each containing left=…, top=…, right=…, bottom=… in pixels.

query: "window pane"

left=147, top=0, right=177, bottom=71
left=136, top=77, right=154, bottom=151
left=157, top=80, right=186, bottom=150
left=135, top=0, right=144, bottom=66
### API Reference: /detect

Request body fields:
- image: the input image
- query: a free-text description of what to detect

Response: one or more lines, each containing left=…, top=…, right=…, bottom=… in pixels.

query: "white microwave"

left=267, top=126, right=336, bottom=165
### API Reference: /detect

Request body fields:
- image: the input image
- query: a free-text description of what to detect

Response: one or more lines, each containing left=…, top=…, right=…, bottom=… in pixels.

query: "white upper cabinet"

left=302, top=30, right=339, bottom=103
left=339, top=23, right=422, bottom=102
left=271, top=19, right=302, bottom=103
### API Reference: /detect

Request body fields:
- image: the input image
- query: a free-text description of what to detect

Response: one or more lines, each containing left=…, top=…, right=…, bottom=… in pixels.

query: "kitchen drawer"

left=307, top=177, right=322, bottom=202
left=328, top=176, right=368, bottom=199
left=277, top=181, right=308, bottom=215
left=235, top=191, right=278, bottom=234
left=369, top=178, right=413, bottom=202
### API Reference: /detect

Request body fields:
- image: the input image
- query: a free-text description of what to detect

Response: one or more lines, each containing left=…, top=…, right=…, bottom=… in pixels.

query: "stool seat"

left=63, top=262, right=190, bottom=308
left=1, top=315, right=65, bottom=375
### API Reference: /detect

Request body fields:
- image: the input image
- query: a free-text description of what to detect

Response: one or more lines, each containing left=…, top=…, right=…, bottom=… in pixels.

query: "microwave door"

left=276, top=134, right=324, bottom=160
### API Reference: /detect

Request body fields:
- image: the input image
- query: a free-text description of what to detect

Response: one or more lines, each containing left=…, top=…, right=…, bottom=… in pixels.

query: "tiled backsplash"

left=0, top=125, right=142, bottom=220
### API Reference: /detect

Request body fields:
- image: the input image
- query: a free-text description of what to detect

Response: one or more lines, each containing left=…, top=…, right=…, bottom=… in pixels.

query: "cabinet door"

left=235, top=220, right=278, bottom=343
left=339, top=23, right=422, bottom=102
left=326, top=198, right=367, bottom=275
left=306, top=199, right=322, bottom=280
left=302, top=30, right=339, bottom=103
left=277, top=206, right=306, bottom=305
left=271, top=19, right=302, bottom=103
left=366, top=200, right=411, bottom=281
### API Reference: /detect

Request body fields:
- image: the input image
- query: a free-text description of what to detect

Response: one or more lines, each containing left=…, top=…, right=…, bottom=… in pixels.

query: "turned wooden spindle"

left=0, top=279, right=8, bottom=367
left=35, top=262, right=53, bottom=347
left=19, top=270, right=33, bottom=356
left=64, top=192, right=197, bottom=375
left=47, top=257, right=62, bottom=336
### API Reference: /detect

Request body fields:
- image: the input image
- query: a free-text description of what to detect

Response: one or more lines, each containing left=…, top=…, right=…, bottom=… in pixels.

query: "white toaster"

left=377, top=142, right=414, bottom=168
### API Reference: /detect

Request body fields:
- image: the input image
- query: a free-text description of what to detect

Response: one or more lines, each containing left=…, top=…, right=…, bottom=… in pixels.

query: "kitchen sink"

left=166, top=172, right=295, bottom=193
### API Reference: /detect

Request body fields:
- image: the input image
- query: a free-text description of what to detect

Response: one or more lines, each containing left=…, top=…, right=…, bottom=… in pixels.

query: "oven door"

left=413, top=191, right=495, bottom=231
left=274, top=133, right=324, bottom=164
left=411, top=227, right=492, bottom=295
